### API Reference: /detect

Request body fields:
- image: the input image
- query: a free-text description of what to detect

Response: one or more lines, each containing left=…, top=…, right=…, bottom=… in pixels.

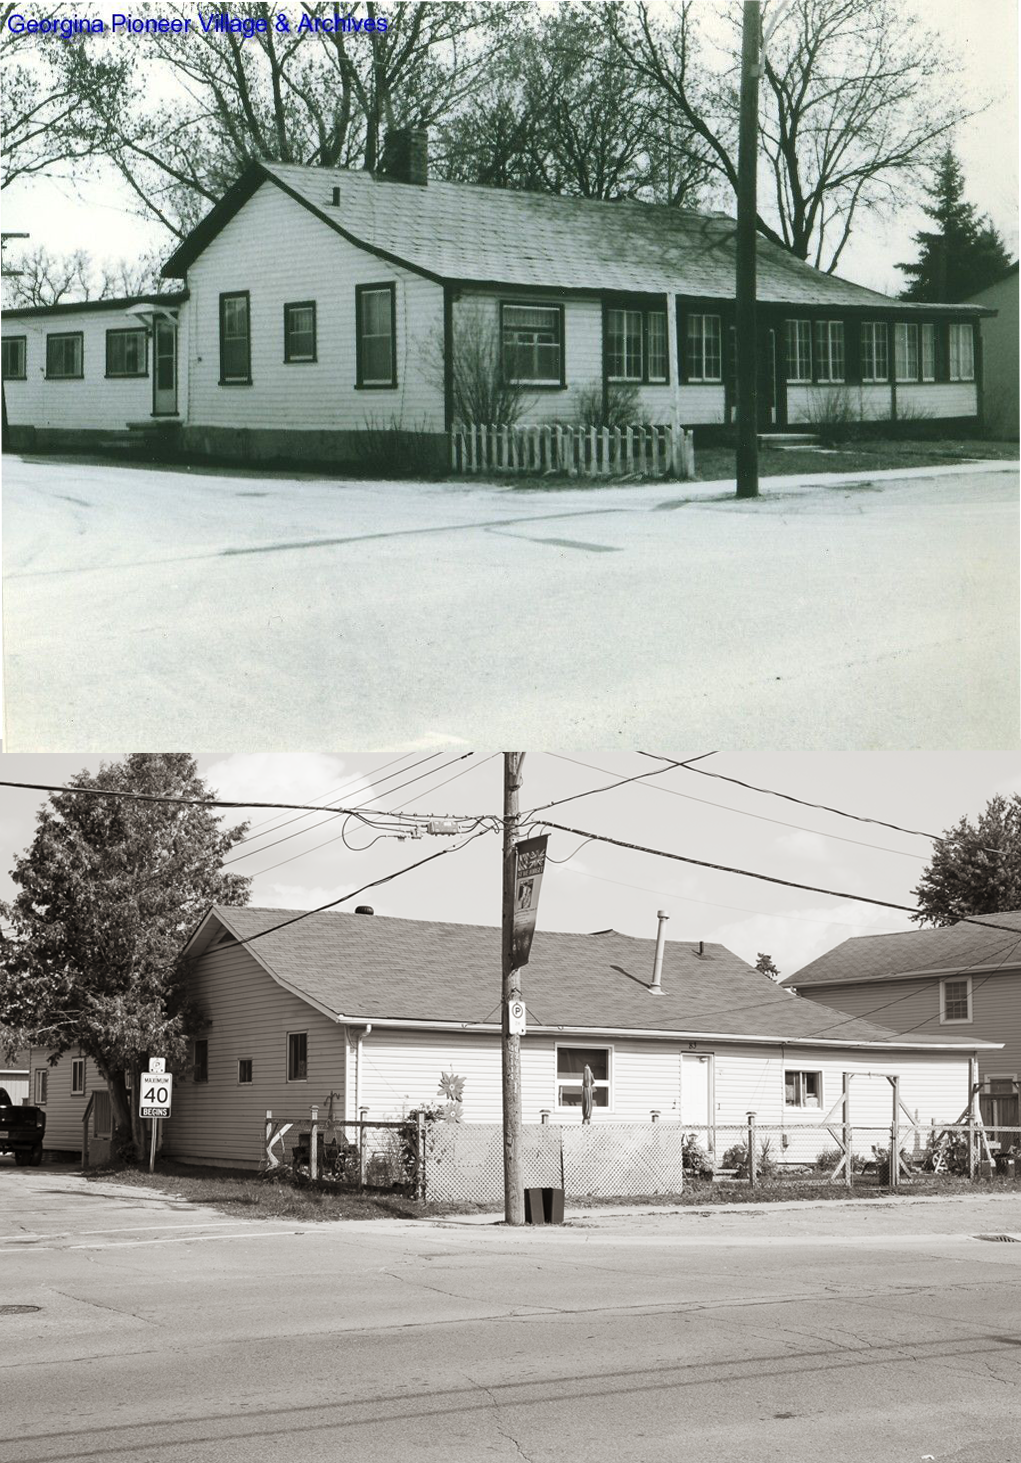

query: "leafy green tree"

left=898, top=149, right=1012, bottom=302
left=912, top=795, right=1021, bottom=926
left=754, top=952, right=780, bottom=981
left=0, top=755, right=249, bottom=1160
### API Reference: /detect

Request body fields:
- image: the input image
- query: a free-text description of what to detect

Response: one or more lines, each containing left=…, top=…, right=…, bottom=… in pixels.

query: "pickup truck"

left=0, top=1087, right=46, bottom=1166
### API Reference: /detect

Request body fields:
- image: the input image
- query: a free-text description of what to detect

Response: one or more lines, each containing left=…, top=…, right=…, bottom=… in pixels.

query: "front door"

left=758, top=327, right=778, bottom=429
left=681, top=1053, right=713, bottom=1149
left=152, top=320, right=177, bottom=416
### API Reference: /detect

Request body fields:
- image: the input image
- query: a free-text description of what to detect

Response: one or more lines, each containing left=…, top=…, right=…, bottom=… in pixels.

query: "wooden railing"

left=450, top=422, right=695, bottom=480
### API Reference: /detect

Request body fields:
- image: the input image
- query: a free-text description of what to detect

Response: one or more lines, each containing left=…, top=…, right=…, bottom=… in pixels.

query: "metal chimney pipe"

left=651, top=910, right=669, bottom=992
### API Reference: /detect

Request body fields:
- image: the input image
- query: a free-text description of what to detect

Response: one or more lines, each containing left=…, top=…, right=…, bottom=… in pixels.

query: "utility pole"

left=735, top=0, right=761, bottom=499
left=501, top=751, right=525, bottom=1226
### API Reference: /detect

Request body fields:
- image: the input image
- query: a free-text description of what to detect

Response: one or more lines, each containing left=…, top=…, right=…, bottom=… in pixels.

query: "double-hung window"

left=2, top=335, right=26, bottom=379
left=71, top=1058, right=85, bottom=1096
left=894, top=323, right=919, bottom=382
left=105, top=328, right=147, bottom=378
left=46, top=332, right=83, bottom=379
left=33, top=1070, right=48, bottom=1105
left=921, top=323, right=936, bottom=382
left=860, top=322, right=888, bottom=383
left=502, top=302, right=563, bottom=385
left=685, top=313, right=722, bottom=382
left=283, top=301, right=316, bottom=363
left=219, top=292, right=251, bottom=384
left=940, top=976, right=972, bottom=1023
left=356, top=283, right=396, bottom=387
left=784, top=1071, right=822, bottom=1108
left=556, top=1046, right=610, bottom=1110
left=949, top=323, right=974, bottom=381
left=813, top=320, right=844, bottom=382
left=785, top=319, right=812, bottom=383
left=606, top=307, right=668, bottom=384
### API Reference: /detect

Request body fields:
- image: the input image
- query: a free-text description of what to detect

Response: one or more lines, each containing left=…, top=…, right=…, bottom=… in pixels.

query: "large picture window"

left=894, top=323, right=919, bottom=382
left=356, top=283, right=396, bottom=387
left=785, top=319, right=812, bottom=383
left=105, top=328, right=147, bottom=378
left=606, top=306, right=668, bottom=384
left=46, top=332, right=83, bottom=379
left=284, top=300, right=316, bottom=363
left=219, top=292, right=251, bottom=383
left=556, top=1046, right=610, bottom=1110
left=501, top=302, right=563, bottom=385
left=948, top=323, right=974, bottom=382
left=813, top=320, right=844, bottom=382
left=685, top=313, right=721, bottom=382
left=2, top=335, right=26, bottom=379
left=860, top=322, right=888, bottom=383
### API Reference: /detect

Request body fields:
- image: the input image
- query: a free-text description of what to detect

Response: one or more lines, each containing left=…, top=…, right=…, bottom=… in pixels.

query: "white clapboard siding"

left=797, top=975, right=1018, bottom=1082
left=27, top=1049, right=107, bottom=1152
left=184, top=180, right=445, bottom=434
left=0, top=1071, right=29, bottom=1107
left=1, top=308, right=174, bottom=432
left=164, top=941, right=347, bottom=1170
left=897, top=382, right=978, bottom=419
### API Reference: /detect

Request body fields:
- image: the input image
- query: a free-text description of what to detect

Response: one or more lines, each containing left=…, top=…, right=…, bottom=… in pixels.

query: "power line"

left=637, top=752, right=997, bottom=848
left=520, top=751, right=717, bottom=820
left=533, top=816, right=1021, bottom=935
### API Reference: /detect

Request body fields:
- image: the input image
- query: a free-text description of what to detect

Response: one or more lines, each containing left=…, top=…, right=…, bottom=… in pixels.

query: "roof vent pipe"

left=331, top=185, right=341, bottom=206
left=355, top=905, right=374, bottom=915
left=698, top=940, right=704, bottom=957
left=650, top=910, right=669, bottom=992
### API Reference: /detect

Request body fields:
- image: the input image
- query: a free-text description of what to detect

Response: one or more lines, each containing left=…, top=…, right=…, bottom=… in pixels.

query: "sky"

left=1, top=0, right=1017, bottom=294
left=1, top=751, right=1019, bottom=984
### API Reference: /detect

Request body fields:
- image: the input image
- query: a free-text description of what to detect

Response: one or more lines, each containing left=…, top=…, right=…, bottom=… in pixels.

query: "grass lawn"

left=86, top=1161, right=1021, bottom=1224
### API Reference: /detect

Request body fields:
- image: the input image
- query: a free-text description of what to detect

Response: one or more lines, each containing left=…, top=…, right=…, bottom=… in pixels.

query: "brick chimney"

left=379, top=127, right=428, bottom=185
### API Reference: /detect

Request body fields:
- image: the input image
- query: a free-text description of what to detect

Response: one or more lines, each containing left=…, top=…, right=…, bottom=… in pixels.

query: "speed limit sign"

left=140, top=1071, right=173, bottom=1118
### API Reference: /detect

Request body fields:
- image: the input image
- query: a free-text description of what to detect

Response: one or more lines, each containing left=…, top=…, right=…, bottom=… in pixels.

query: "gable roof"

left=162, top=162, right=990, bottom=315
left=785, top=911, right=1021, bottom=989
left=185, top=906, right=997, bottom=1051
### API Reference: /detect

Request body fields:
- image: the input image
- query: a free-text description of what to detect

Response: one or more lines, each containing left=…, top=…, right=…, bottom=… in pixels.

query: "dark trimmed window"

left=501, top=301, right=564, bottom=386
left=2, top=335, right=26, bottom=379
left=219, top=291, right=251, bottom=384
left=71, top=1058, right=85, bottom=1096
left=105, top=328, right=147, bottom=378
left=46, top=332, right=83, bottom=379
left=948, top=323, right=974, bottom=382
left=605, top=307, right=668, bottom=384
left=685, top=313, right=722, bottom=382
left=356, top=283, right=396, bottom=387
left=556, top=1046, right=610, bottom=1109
left=287, top=1032, right=308, bottom=1082
left=238, top=1059, right=253, bottom=1085
left=785, top=319, right=812, bottom=383
left=193, top=1039, right=209, bottom=1083
left=860, top=322, right=888, bottom=383
left=813, top=320, right=844, bottom=383
left=894, top=323, right=919, bottom=382
left=283, top=301, right=316, bottom=363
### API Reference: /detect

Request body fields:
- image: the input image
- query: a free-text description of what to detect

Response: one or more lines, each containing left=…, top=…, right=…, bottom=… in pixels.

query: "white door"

left=152, top=320, right=177, bottom=416
left=681, top=1053, right=713, bottom=1147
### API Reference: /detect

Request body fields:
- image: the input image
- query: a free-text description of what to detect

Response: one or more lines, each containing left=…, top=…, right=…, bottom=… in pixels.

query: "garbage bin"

left=524, top=1187, right=565, bottom=1225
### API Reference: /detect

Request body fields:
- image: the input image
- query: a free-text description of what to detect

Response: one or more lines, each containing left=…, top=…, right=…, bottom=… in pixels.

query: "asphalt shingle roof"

left=200, top=907, right=992, bottom=1049
left=786, top=911, right=1021, bottom=989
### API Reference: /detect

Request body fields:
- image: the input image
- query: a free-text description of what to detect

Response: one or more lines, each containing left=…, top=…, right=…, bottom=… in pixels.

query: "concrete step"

left=758, top=432, right=820, bottom=448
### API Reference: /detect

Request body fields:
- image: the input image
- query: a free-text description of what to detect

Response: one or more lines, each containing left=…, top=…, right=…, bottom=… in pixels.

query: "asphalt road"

left=3, top=1165, right=1020, bottom=1462
left=2, top=455, right=1018, bottom=751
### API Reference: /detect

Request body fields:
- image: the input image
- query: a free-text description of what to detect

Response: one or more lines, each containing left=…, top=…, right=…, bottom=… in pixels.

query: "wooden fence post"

left=416, top=1109, right=426, bottom=1200
left=968, top=1057, right=977, bottom=1180
left=359, top=1106, right=369, bottom=1190
left=889, top=1077, right=899, bottom=1191
left=310, top=1105, right=318, bottom=1181
left=843, top=1073, right=852, bottom=1189
left=747, top=1111, right=757, bottom=1187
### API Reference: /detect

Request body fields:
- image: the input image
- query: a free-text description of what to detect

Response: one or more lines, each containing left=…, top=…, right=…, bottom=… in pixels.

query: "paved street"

left=2, top=454, right=1018, bottom=751
left=2, top=1164, right=1020, bottom=1462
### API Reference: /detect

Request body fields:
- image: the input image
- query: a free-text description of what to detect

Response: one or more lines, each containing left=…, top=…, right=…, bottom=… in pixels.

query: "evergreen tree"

left=898, top=149, right=1012, bottom=301
left=754, top=952, right=781, bottom=982
left=912, top=795, right=1021, bottom=926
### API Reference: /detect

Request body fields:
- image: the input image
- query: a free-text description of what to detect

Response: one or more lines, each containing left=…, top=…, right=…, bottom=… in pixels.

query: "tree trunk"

left=103, top=1064, right=134, bottom=1162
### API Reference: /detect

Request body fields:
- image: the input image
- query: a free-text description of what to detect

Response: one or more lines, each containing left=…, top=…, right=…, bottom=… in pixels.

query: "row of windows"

left=218, top=288, right=395, bottom=387
left=789, top=320, right=974, bottom=385
left=1, top=329, right=148, bottom=381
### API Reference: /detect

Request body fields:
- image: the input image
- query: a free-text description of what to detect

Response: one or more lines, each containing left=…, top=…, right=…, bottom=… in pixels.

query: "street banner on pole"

left=511, top=835, right=548, bottom=966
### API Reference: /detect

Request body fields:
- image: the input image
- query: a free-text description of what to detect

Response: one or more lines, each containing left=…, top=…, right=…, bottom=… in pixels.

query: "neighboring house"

left=23, top=1048, right=114, bottom=1161
left=785, top=910, right=1021, bottom=1141
left=966, top=261, right=1019, bottom=440
left=0, top=1048, right=30, bottom=1108
left=1, top=294, right=187, bottom=453
left=102, top=903, right=1001, bottom=1171
left=1, top=129, right=992, bottom=465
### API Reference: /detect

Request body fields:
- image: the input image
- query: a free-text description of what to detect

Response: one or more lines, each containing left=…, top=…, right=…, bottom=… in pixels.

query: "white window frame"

left=785, top=319, right=812, bottom=383
left=894, top=322, right=919, bottom=383
left=921, top=323, right=936, bottom=382
left=860, top=321, right=888, bottom=383
left=784, top=1070, right=823, bottom=1109
left=948, top=323, right=974, bottom=382
left=606, top=307, right=644, bottom=383
left=940, top=974, right=972, bottom=1024
left=501, top=301, right=563, bottom=386
left=33, top=1069, right=48, bottom=1105
left=554, top=1043, right=613, bottom=1114
left=813, top=320, right=845, bottom=383
left=286, top=1031, right=308, bottom=1083
left=685, top=313, right=722, bottom=383
left=71, top=1058, right=85, bottom=1096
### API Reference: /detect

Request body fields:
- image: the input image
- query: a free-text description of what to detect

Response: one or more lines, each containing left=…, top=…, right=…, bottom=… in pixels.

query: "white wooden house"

left=1, top=130, right=993, bottom=466
left=92, top=903, right=995, bottom=1172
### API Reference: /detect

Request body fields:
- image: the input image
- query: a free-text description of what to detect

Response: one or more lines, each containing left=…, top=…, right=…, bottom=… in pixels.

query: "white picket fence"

left=450, top=422, right=695, bottom=480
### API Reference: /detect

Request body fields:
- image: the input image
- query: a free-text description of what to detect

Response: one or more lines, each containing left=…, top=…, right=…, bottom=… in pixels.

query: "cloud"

left=774, top=829, right=830, bottom=862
